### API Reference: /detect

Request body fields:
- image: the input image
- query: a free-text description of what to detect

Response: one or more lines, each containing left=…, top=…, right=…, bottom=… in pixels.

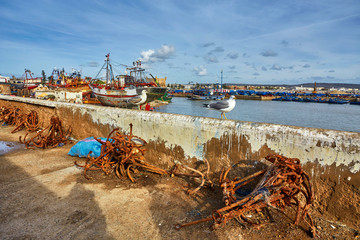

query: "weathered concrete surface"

left=1, top=95, right=359, bottom=187
left=1, top=127, right=358, bottom=239
left=1, top=95, right=360, bottom=238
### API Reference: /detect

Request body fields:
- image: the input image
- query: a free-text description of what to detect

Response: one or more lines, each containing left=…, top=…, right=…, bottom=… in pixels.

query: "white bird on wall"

left=128, top=89, right=147, bottom=110
left=203, top=95, right=236, bottom=119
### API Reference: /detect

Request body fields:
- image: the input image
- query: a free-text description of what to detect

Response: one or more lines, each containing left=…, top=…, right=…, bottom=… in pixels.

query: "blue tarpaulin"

left=68, top=137, right=110, bottom=158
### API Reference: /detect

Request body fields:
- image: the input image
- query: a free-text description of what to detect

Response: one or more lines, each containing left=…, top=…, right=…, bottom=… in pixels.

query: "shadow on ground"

left=0, top=154, right=113, bottom=240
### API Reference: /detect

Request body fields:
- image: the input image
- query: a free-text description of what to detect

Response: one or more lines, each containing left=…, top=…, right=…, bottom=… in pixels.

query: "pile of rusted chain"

left=19, top=116, right=72, bottom=149
left=0, top=106, right=21, bottom=126
left=75, top=124, right=168, bottom=181
left=175, top=154, right=316, bottom=237
left=0, top=106, right=41, bottom=133
left=12, top=110, right=41, bottom=133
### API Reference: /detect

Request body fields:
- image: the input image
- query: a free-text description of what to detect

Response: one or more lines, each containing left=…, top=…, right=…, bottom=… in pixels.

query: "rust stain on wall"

left=303, top=161, right=360, bottom=230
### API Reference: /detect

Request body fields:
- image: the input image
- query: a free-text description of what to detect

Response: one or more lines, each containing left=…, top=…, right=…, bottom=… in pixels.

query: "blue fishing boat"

left=327, top=98, right=349, bottom=104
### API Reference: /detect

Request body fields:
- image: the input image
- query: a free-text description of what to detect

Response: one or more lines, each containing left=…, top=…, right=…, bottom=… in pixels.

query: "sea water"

left=0, top=141, right=23, bottom=155
left=156, top=97, right=360, bottom=133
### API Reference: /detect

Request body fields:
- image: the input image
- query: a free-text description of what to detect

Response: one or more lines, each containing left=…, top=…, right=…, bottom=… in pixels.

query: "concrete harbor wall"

left=1, top=95, right=360, bottom=190
left=2, top=94, right=360, bottom=228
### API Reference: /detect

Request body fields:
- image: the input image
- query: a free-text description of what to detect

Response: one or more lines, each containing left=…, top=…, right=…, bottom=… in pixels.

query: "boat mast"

left=24, top=69, right=33, bottom=83
left=106, top=54, right=110, bottom=83
left=220, top=69, right=223, bottom=91
left=94, top=53, right=114, bottom=84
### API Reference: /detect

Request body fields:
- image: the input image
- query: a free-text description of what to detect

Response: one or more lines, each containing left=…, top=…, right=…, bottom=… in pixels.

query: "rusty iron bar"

left=169, top=159, right=213, bottom=195
left=175, top=154, right=316, bottom=238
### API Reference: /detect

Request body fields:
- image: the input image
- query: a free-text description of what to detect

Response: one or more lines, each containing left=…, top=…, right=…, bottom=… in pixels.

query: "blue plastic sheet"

left=68, top=137, right=110, bottom=158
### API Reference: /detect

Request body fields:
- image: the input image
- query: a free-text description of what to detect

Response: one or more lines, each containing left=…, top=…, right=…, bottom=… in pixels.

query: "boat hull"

left=90, top=84, right=168, bottom=108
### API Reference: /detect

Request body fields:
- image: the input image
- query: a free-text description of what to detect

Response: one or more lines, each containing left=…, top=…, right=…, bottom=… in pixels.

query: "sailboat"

left=89, top=53, right=168, bottom=108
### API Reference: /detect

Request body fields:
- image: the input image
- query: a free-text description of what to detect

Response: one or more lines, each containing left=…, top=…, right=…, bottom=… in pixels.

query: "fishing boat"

left=0, top=74, right=10, bottom=83
left=187, top=89, right=213, bottom=100
left=89, top=53, right=168, bottom=108
left=23, top=69, right=42, bottom=90
left=350, top=98, right=360, bottom=105
left=47, top=68, right=91, bottom=90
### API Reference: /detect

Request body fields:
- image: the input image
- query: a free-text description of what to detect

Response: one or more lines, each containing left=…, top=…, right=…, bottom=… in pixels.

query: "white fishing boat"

left=89, top=54, right=168, bottom=108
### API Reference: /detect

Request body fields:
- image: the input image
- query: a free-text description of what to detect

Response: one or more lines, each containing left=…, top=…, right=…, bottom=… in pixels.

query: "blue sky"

left=0, top=0, right=359, bottom=84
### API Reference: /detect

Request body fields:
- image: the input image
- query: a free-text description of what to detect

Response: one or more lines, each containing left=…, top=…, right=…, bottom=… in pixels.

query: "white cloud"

left=140, top=49, right=155, bottom=63
left=193, top=66, right=207, bottom=76
left=140, top=44, right=175, bottom=63
left=270, top=64, right=282, bottom=70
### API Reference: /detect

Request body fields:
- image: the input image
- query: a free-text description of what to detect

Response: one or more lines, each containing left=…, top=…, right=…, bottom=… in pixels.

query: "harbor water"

left=156, top=97, right=360, bottom=133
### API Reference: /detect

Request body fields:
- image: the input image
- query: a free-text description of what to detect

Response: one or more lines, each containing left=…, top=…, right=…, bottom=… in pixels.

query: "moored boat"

left=23, top=69, right=42, bottom=90
left=89, top=54, right=168, bottom=108
left=350, top=98, right=360, bottom=105
left=47, top=68, right=92, bottom=95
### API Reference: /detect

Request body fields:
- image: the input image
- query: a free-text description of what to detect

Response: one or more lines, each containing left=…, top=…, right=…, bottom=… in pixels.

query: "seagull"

left=128, top=90, right=147, bottom=109
left=203, top=95, right=236, bottom=119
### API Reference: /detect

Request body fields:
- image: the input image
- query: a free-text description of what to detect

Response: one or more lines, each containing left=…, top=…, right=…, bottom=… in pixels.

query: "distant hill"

left=292, top=83, right=360, bottom=89
left=229, top=83, right=360, bottom=89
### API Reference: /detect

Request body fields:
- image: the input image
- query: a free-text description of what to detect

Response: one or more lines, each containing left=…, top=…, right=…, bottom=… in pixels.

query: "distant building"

left=146, top=76, right=167, bottom=87
left=295, top=86, right=313, bottom=92
left=295, top=85, right=324, bottom=92
left=182, top=84, right=193, bottom=90
left=155, top=76, right=167, bottom=87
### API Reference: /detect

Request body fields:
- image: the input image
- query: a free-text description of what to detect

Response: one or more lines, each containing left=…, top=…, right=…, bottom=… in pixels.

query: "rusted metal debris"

left=0, top=106, right=42, bottom=133
left=12, top=111, right=41, bottom=133
left=175, top=154, right=316, bottom=238
left=19, top=116, right=72, bottom=149
left=0, top=106, right=21, bottom=126
left=75, top=124, right=168, bottom=181
left=75, top=124, right=214, bottom=194
left=169, top=159, right=213, bottom=195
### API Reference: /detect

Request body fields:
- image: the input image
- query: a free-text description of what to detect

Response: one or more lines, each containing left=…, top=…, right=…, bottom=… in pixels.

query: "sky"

left=0, top=0, right=359, bottom=85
